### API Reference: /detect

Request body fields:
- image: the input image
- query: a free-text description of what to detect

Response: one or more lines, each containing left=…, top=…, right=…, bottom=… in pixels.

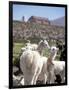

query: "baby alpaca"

left=47, top=46, right=65, bottom=84
left=47, top=46, right=59, bottom=84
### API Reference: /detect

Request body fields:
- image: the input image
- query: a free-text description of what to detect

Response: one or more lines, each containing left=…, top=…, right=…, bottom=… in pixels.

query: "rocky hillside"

left=13, top=20, right=65, bottom=43
left=51, top=16, right=65, bottom=27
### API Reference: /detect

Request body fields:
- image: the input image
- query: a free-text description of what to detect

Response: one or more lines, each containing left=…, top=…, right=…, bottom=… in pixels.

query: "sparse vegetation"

left=13, top=21, right=65, bottom=42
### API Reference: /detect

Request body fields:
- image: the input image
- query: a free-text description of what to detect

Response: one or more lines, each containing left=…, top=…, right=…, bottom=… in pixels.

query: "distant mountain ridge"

left=51, top=16, right=65, bottom=27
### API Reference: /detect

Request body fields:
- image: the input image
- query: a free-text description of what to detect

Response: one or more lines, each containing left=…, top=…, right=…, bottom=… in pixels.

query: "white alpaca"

left=47, top=46, right=65, bottom=84
left=37, top=56, right=48, bottom=84
left=21, top=40, right=38, bottom=52
left=21, top=40, right=50, bottom=54
left=52, top=60, right=65, bottom=83
left=21, top=45, right=33, bottom=52
left=20, top=50, right=43, bottom=85
left=26, top=40, right=38, bottom=50
left=47, top=46, right=59, bottom=84
left=20, top=40, right=50, bottom=85
left=37, top=40, right=50, bottom=55
left=36, top=46, right=58, bottom=84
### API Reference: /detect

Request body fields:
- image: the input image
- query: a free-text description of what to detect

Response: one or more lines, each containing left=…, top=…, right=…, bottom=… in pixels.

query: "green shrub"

left=60, top=44, right=66, bottom=61
left=56, top=40, right=65, bottom=61
left=28, top=37, right=42, bottom=44
left=13, top=56, right=20, bottom=67
left=13, top=51, right=22, bottom=67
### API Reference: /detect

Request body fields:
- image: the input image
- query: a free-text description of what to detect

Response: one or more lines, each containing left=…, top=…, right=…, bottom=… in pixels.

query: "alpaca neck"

left=47, top=53, right=56, bottom=66
left=49, top=52, right=57, bottom=61
left=37, top=45, right=44, bottom=55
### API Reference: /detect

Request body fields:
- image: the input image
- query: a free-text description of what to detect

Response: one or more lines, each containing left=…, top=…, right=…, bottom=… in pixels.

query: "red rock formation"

left=28, top=16, right=50, bottom=25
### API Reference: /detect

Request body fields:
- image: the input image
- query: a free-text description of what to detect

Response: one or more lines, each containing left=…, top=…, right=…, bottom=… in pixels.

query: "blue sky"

left=13, top=4, right=65, bottom=21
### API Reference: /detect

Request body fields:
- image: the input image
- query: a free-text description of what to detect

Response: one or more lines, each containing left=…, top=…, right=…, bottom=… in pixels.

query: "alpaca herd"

left=20, top=40, right=65, bottom=85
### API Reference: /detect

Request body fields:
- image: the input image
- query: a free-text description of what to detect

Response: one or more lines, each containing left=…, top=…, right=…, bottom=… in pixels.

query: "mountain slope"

left=51, top=16, right=65, bottom=27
